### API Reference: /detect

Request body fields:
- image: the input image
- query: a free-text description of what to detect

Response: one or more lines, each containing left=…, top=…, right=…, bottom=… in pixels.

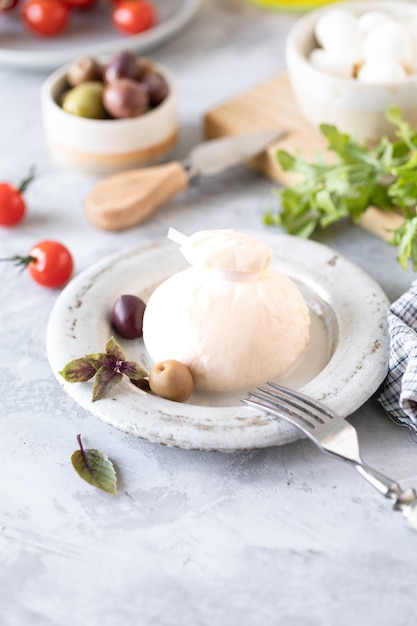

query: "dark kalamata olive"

left=103, top=78, right=149, bottom=118
left=136, top=57, right=153, bottom=80
left=111, top=294, right=146, bottom=339
left=104, top=50, right=141, bottom=84
left=140, top=71, right=169, bottom=107
left=67, top=56, right=103, bottom=87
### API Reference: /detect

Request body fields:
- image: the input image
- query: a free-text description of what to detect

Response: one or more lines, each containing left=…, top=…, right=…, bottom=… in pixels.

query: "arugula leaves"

left=265, top=106, right=417, bottom=270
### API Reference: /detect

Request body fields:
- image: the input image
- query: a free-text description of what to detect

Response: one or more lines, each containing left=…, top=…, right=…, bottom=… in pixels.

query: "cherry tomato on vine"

left=112, top=1, right=156, bottom=36
left=1, top=240, right=74, bottom=288
left=21, top=0, right=70, bottom=36
left=0, top=184, right=26, bottom=226
left=27, top=240, right=74, bottom=287
left=0, top=0, right=20, bottom=11
left=0, top=167, right=35, bottom=227
left=63, top=0, right=96, bottom=9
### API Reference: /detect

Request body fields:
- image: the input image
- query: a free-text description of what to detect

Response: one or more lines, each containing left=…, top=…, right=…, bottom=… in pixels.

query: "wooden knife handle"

left=84, top=161, right=190, bottom=231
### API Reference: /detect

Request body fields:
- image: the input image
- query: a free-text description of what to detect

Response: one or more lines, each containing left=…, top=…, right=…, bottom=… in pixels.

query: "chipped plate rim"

left=46, top=231, right=389, bottom=451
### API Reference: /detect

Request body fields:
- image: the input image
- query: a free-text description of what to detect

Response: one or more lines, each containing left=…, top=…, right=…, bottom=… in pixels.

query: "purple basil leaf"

left=59, top=357, right=98, bottom=383
left=105, top=336, right=126, bottom=361
left=120, top=360, right=148, bottom=380
left=88, top=353, right=118, bottom=369
left=130, top=378, right=151, bottom=392
left=85, top=352, right=111, bottom=369
left=92, top=365, right=123, bottom=402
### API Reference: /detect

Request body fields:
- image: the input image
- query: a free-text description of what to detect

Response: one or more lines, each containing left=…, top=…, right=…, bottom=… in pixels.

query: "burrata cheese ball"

left=142, top=229, right=310, bottom=392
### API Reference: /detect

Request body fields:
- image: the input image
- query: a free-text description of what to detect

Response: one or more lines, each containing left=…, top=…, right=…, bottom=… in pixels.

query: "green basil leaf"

left=71, top=435, right=118, bottom=495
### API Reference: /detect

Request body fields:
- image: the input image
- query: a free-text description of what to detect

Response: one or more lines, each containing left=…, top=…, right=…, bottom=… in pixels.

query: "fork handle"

left=354, top=462, right=402, bottom=497
left=402, top=499, right=417, bottom=530
left=354, top=462, right=417, bottom=531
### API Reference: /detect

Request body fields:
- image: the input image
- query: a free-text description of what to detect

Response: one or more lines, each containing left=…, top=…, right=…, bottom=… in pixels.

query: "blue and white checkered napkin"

left=379, top=282, right=417, bottom=435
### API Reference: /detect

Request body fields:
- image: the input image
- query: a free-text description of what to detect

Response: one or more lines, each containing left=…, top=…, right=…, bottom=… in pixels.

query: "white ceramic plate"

left=0, top=0, right=200, bottom=70
left=46, top=232, right=390, bottom=451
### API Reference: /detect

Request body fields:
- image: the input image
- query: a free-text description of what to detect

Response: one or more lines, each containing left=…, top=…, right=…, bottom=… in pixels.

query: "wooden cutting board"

left=203, top=72, right=404, bottom=241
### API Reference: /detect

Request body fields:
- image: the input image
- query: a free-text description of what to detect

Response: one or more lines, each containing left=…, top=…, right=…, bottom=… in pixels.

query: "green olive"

left=62, top=81, right=107, bottom=119
left=149, top=360, right=194, bottom=402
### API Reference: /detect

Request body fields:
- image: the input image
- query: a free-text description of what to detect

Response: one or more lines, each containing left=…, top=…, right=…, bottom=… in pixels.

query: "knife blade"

left=84, top=129, right=285, bottom=231
left=183, top=128, right=284, bottom=178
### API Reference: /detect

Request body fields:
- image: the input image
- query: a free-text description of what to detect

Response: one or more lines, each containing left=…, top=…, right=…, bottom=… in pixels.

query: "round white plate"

left=0, top=0, right=200, bottom=70
left=46, top=232, right=390, bottom=451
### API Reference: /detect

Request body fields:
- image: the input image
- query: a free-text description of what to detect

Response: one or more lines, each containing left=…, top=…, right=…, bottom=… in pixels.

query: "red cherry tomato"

left=112, top=0, right=156, bottom=36
left=62, top=0, right=95, bottom=9
left=27, top=240, right=74, bottom=288
left=0, top=0, right=20, bottom=11
left=21, top=0, right=70, bottom=36
left=0, top=168, right=35, bottom=227
left=0, top=183, right=26, bottom=226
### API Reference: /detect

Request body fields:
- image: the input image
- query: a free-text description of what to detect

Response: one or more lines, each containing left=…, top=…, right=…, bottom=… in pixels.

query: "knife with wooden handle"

left=84, top=129, right=285, bottom=231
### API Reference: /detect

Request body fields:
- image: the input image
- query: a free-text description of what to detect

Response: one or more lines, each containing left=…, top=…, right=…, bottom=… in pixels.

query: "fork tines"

left=242, top=382, right=335, bottom=432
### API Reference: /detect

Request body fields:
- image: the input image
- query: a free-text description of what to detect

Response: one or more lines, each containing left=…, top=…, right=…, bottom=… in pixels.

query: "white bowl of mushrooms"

left=286, top=0, right=417, bottom=142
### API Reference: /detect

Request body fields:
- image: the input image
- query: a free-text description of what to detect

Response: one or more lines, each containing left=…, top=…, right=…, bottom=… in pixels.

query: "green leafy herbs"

left=264, top=105, right=417, bottom=270
left=71, top=434, right=118, bottom=495
left=59, top=336, right=149, bottom=402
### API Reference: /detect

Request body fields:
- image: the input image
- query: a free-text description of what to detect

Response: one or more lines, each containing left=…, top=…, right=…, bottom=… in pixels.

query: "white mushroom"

left=310, top=8, right=417, bottom=81
left=314, top=9, right=363, bottom=63
left=362, top=18, right=415, bottom=69
left=309, top=48, right=354, bottom=78
left=356, top=10, right=391, bottom=33
left=357, top=60, right=408, bottom=83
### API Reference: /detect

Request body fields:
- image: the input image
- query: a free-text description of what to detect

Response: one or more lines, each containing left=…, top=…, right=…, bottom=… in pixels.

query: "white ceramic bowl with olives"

left=41, top=50, right=178, bottom=176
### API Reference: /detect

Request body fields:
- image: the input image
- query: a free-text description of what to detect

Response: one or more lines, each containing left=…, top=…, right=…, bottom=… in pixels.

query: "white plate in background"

left=0, top=0, right=200, bottom=69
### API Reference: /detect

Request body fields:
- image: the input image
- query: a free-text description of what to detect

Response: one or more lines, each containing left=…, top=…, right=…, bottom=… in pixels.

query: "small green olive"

left=62, top=81, right=107, bottom=119
left=149, top=360, right=194, bottom=402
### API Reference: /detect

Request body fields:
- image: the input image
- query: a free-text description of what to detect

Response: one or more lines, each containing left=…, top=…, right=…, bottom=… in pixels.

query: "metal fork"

left=241, top=383, right=417, bottom=531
